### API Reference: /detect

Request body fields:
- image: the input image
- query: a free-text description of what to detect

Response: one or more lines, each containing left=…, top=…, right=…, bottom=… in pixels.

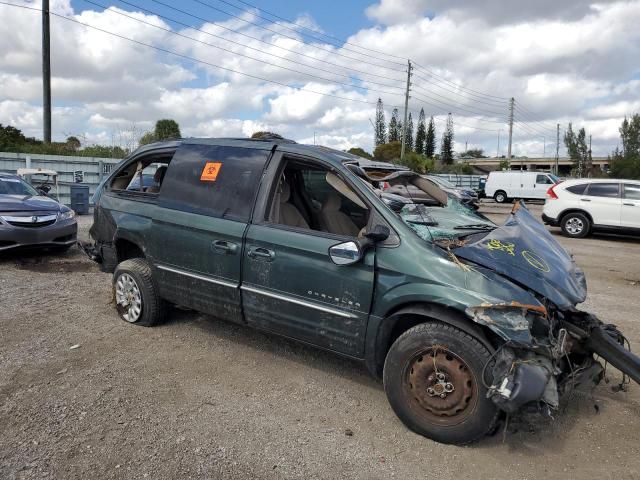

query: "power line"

left=411, top=83, right=507, bottom=117
left=412, top=61, right=510, bottom=101
left=513, top=106, right=558, bottom=133
left=85, top=0, right=406, bottom=96
left=412, top=71, right=508, bottom=108
left=0, top=2, right=404, bottom=109
left=212, top=0, right=407, bottom=62
left=411, top=93, right=508, bottom=124
left=148, top=0, right=406, bottom=83
left=407, top=107, right=503, bottom=132
left=189, top=0, right=407, bottom=71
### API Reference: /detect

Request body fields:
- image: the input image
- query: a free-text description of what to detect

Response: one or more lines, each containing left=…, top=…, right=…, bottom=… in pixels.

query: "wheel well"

left=115, top=238, right=145, bottom=263
left=559, top=208, right=593, bottom=225
left=494, top=190, right=507, bottom=198
left=370, top=303, right=501, bottom=378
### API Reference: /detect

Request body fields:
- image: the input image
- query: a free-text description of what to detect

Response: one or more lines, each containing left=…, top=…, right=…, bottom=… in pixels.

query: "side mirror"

left=329, top=241, right=362, bottom=266
left=364, top=224, right=390, bottom=242
left=37, top=185, right=51, bottom=194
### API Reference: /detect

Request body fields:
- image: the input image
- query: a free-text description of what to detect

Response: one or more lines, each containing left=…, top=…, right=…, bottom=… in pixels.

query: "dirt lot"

left=1, top=202, right=640, bottom=480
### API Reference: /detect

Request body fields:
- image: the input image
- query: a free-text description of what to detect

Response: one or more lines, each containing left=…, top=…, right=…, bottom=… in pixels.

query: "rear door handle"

left=623, top=202, right=635, bottom=206
left=580, top=198, right=591, bottom=202
left=248, top=246, right=275, bottom=261
left=211, top=240, right=238, bottom=254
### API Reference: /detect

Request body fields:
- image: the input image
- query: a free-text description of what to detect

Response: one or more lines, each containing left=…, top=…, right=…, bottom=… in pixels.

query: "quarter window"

left=566, top=183, right=588, bottom=195
left=624, top=184, right=640, bottom=200
left=585, top=183, right=620, bottom=198
left=159, top=144, right=270, bottom=222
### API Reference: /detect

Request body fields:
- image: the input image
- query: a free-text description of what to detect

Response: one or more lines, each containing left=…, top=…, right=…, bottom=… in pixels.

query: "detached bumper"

left=0, top=219, right=77, bottom=251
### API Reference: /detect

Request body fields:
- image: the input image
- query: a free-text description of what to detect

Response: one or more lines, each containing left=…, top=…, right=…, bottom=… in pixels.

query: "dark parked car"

left=0, top=173, right=77, bottom=252
left=425, top=175, right=479, bottom=208
left=87, top=138, right=639, bottom=444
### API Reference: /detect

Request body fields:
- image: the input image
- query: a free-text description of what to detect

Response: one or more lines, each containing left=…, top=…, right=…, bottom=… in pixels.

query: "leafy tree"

left=65, top=136, right=81, bottom=151
left=374, top=98, right=387, bottom=146
left=610, top=114, right=640, bottom=179
left=415, top=108, right=426, bottom=155
left=0, top=124, right=28, bottom=149
left=400, top=151, right=434, bottom=174
left=251, top=131, right=283, bottom=139
left=139, top=131, right=156, bottom=146
left=154, top=119, right=181, bottom=141
left=347, top=147, right=373, bottom=159
left=499, top=158, right=510, bottom=170
left=440, top=114, right=454, bottom=165
left=373, top=141, right=401, bottom=162
left=460, top=148, right=485, bottom=158
left=404, top=112, right=414, bottom=152
left=425, top=116, right=436, bottom=158
left=564, top=123, right=589, bottom=177
left=388, top=108, right=401, bottom=142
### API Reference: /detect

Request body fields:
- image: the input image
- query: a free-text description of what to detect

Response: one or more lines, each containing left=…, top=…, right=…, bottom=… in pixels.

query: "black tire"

left=383, top=322, right=499, bottom=445
left=113, top=258, right=165, bottom=327
left=560, top=212, right=590, bottom=238
left=494, top=191, right=508, bottom=203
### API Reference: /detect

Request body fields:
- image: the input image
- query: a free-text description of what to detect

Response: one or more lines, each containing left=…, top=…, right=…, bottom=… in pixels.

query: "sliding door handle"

left=211, top=240, right=238, bottom=254
left=623, top=202, right=635, bottom=206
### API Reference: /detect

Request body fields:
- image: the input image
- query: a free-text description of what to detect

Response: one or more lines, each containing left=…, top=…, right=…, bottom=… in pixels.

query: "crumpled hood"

left=454, top=202, right=587, bottom=309
left=0, top=194, right=61, bottom=212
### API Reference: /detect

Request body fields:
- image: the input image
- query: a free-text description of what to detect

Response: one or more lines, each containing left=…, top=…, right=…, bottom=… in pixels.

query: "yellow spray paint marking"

left=485, top=239, right=516, bottom=256
left=522, top=250, right=550, bottom=272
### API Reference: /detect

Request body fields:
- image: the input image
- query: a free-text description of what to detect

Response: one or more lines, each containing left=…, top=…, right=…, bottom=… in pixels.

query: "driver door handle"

left=580, top=198, right=591, bottom=202
left=248, top=246, right=275, bottom=261
left=623, top=202, right=635, bottom=206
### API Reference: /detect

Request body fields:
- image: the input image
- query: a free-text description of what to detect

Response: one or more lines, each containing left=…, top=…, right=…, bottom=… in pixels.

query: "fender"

left=364, top=302, right=497, bottom=378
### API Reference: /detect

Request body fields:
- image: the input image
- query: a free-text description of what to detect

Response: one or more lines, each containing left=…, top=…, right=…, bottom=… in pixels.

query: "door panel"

left=149, top=208, right=245, bottom=324
left=622, top=184, right=640, bottom=228
left=533, top=174, right=554, bottom=199
left=241, top=224, right=375, bottom=357
left=584, top=183, right=622, bottom=226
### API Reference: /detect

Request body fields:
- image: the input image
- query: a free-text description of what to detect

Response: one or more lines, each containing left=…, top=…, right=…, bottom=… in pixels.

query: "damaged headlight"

left=58, top=209, right=75, bottom=221
left=466, top=302, right=549, bottom=345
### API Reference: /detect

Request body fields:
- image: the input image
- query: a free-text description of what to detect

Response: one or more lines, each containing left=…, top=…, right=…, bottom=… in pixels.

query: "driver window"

left=268, top=160, right=369, bottom=237
left=536, top=174, right=553, bottom=184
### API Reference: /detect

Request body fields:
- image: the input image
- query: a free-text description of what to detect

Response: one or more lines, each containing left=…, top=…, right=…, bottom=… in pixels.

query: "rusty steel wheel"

left=383, top=322, right=499, bottom=444
left=404, top=347, right=478, bottom=426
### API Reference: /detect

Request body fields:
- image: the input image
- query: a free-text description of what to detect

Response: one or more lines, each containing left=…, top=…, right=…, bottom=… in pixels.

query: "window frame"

left=106, top=147, right=176, bottom=201
left=565, top=183, right=589, bottom=195
left=584, top=182, right=621, bottom=198
left=623, top=183, right=640, bottom=201
left=256, top=152, right=374, bottom=241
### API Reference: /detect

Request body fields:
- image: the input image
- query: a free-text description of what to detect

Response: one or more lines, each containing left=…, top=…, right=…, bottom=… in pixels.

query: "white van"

left=485, top=171, right=560, bottom=203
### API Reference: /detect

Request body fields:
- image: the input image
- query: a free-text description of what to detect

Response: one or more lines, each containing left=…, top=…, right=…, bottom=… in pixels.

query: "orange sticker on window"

left=200, top=162, right=222, bottom=181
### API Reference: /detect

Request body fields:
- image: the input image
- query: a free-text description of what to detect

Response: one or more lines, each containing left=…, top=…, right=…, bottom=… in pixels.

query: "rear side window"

left=585, top=183, right=620, bottom=198
left=565, top=183, right=588, bottom=195
left=159, top=144, right=270, bottom=221
left=624, top=184, right=640, bottom=200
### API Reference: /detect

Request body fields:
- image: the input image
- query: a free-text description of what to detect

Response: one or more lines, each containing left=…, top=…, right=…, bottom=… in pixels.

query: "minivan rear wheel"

left=560, top=212, right=590, bottom=238
left=494, top=191, right=508, bottom=203
left=113, top=258, right=165, bottom=326
left=383, top=322, right=499, bottom=444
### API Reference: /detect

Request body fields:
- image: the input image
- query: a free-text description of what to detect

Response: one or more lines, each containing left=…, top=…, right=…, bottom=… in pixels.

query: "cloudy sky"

left=1, top=0, right=639, bottom=157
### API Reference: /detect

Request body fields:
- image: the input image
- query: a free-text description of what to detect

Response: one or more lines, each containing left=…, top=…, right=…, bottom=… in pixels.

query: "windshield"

left=428, top=176, right=456, bottom=188
left=401, top=199, right=495, bottom=242
left=0, top=177, right=39, bottom=196
left=549, top=174, right=560, bottom=183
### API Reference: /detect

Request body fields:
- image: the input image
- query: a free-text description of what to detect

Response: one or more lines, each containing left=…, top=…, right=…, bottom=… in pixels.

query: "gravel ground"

left=1, top=202, right=639, bottom=480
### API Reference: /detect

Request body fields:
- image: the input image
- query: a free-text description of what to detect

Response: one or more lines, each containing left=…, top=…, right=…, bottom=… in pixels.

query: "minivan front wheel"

left=113, top=258, right=165, bottom=326
left=383, top=322, right=499, bottom=444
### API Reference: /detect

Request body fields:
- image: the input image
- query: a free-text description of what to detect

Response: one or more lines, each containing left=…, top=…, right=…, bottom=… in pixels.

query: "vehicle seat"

left=147, top=165, right=167, bottom=193
left=278, top=181, right=309, bottom=229
left=320, top=191, right=359, bottom=237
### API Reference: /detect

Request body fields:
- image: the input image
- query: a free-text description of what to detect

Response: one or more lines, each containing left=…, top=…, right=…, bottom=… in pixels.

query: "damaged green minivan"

left=87, top=137, right=640, bottom=444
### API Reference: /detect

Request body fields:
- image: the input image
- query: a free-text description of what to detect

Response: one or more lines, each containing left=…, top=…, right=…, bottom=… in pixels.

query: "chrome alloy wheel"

left=565, top=217, right=584, bottom=235
left=115, top=273, right=142, bottom=322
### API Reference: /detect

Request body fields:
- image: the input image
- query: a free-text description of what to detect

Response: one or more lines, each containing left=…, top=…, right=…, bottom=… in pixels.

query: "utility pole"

left=42, top=0, right=52, bottom=143
left=507, top=97, right=514, bottom=161
left=496, top=129, right=501, bottom=158
left=588, top=134, right=592, bottom=177
left=555, top=123, right=560, bottom=176
left=400, top=60, right=412, bottom=162
left=542, top=136, right=545, bottom=158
